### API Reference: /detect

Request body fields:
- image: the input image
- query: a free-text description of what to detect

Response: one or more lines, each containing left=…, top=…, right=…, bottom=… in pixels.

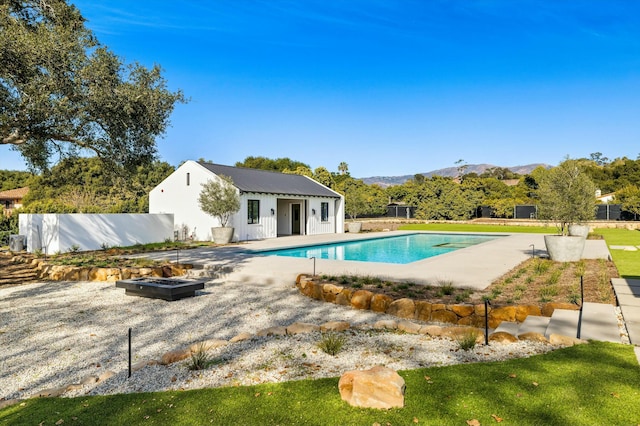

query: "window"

left=248, top=199, right=260, bottom=224
left=186, top=172, right=190, bottom=186
left=321, top=202, right=329, bottom=222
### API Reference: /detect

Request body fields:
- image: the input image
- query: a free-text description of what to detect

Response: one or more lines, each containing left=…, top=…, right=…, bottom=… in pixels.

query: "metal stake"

left=310, top=256, right=316, bottom=277
left=128, top=328, right=132, bottom=378
left=484, top=299, right=490, bottom=346
left=577, top=276, right=584, bottom=338
left=530, top=244, right=535, bottom=258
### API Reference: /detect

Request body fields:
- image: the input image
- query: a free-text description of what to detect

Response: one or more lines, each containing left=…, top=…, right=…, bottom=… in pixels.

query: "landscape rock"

left=488, top=331, right=518, bottom=343
left=430, top=309, right=459, bottom=324
left=373, top=320, right=398, bottom=330
left=549, top=334, right=587, bottom=346
left=33, top=386, right=67, bottom=398
left=230, top=332, right=253, bottom=343
left=335, top=288, right=353, bottom=306
left=351, top=290, right=374, bottom=310
left=414, top=301, right=432, bottom=321
left=386, top=298, right=415, bottom=319
left=397, top=320, right=422, bottom=334
left=370, top=294, right=394, bottom=312
left=541, top=302, right=579, bottom=317
left=320, top=321, right=351, bottom=332
left=517, top=332, right=549, bottom=343
left=451, top=304, right=475, bottom=317
left=322, top=284, right=343, bottom=303
left=256, top=326, right=288, bottom=337
left=515, top=305, right=543, bottom=322
left=419, top=325, right=443, bottom=336
left=338, top=366, right=405, bottom=410
left=160, top=349, right=191, bottom=365
left=286, top=322, right=321, bottom=335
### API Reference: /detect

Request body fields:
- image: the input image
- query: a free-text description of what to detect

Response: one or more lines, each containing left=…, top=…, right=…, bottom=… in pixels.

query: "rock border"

left=0, top=315, right=587, bottom=409
left=295, top=274, right=580, bottom=328
left=8, top=254, right=192, bottom=282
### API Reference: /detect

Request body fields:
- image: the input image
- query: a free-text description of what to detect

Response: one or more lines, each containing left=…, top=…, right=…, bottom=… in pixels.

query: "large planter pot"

left=543, top=235, right=585, bottom=262
left=568, top=224, right=590, bottom=239
left=211, top=227, right=234, bottom=244
left=347, top=222, right=362, bottom=233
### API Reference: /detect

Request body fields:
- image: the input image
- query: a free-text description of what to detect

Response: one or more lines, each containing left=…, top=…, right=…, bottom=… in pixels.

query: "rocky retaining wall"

left=10, top=255, right=191, bottom=282
left=296, top=275, right=579, bottom=328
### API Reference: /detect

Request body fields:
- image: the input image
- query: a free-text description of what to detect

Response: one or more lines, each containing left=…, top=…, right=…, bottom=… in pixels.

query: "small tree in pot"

left=537, top=159, right=597, bottom=261
left=198, top=175, right=240, bottom=243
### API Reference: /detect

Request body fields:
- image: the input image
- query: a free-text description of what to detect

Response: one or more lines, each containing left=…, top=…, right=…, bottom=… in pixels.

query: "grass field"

left=1, top=342, right=639, bottom=425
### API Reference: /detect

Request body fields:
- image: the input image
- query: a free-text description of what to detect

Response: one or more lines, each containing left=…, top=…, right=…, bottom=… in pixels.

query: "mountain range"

left=360, top=163, right=549, bottom=187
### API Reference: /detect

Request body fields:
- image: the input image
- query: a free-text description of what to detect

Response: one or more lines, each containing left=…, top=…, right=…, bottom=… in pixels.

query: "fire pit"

left=116, top=277, right=205, bottom=301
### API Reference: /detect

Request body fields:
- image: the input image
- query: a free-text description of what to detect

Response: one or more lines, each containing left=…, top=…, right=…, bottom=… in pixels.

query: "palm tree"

left=338, top=162, right=349, bottom=175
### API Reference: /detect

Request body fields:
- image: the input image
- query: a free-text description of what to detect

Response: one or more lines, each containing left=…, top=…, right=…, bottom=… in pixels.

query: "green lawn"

left=399, top=222, right=556, bottom=234
left=1, top=342, right=639, bottom=425
left=594, top=228, right=640, bottom=278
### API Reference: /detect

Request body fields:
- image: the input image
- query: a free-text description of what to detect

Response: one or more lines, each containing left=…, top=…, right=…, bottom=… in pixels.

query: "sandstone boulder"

left=338, top=366, right=405, bottom=409
left=414, top=301, right=432, bottom=321
left=517, top=332, right=548, bottom=343
left=451, top=304, right=475, bottom=317
left=256, top=326, right=287, bottom=337
left=370, top=294, right=394, bottom=312
left=386, top=298, right=415, bottom=319
left=160, top=349, right=191, bottom=365
left=430, top=310, right=459, bottom=324
left=549, top=334, right=587, bottom=346
left=515, top=305, right=542, bottom=322
left=286, top=322, right=321, bottom=335
left=322, top=284, right=343, bottom=303
left=230, top=332, right=253, bottom=343
left=488, top=331, right=518, bottom=343
left=541, top=302, right=579, bottom=317
left=335, top=289, right=353, bottom=306
left=321, top=321, right=351, bottom=332
left=419, top=325, right=443, bottom=336
left=351, top=290, right=374, bottom=310
left=373, top=320, right=398, bottom=330
left=397, top=320, right=422, bottom=334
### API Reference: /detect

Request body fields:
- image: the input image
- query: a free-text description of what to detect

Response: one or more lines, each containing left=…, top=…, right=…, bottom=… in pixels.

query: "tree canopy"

left=0, top=0, right=186, bottom=173
left=235, top=156, right=310, bottom=172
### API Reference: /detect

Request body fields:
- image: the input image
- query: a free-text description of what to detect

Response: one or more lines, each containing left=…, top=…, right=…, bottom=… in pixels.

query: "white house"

left=149, top=160, right=345, bottom=241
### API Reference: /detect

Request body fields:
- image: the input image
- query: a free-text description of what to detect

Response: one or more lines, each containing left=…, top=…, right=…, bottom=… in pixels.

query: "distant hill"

left=360, top=163, right=549, bottom=187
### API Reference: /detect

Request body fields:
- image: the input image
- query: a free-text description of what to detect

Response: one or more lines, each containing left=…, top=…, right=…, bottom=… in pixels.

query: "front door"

left=292, top=204, right=301, bottom=235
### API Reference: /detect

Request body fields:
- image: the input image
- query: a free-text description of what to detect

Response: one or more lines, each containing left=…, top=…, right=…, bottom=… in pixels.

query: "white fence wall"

left=19, top=213, right=174, bottom=253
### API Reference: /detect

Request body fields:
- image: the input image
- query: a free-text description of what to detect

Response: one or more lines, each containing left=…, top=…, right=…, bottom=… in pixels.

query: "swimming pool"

left=259, top=233, right=501, bottom=264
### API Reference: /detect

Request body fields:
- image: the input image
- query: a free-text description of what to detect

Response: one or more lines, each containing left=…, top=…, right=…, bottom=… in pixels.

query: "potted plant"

left=344, top=183, right=368, bottom=233
left=536, top=159, right=597, bottom=261
left=198, top=175, right=240, bottom=244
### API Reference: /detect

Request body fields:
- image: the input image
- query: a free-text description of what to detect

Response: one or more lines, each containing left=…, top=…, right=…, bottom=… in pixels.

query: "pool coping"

left=138, top=231, right=610, bottom=290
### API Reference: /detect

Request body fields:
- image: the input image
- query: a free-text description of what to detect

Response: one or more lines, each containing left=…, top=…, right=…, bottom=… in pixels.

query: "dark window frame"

left=320, top=202, right=329, bottom=222
left=248, top=199, right=260, bottom=224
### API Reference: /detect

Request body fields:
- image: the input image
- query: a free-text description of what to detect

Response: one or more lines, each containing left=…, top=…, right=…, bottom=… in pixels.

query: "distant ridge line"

left=360, top=163, right=550, bottom=187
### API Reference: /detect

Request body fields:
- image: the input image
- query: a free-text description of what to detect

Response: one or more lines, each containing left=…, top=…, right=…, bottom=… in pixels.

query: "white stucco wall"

left=19, top=213, right=173, bottom=253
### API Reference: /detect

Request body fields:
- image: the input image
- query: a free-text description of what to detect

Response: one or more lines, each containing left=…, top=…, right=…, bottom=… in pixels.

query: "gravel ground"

left=0, top=279, right=558, bottom=401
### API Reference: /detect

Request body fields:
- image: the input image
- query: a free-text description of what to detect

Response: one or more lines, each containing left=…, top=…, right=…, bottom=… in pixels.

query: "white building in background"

left=149, top=160, right=345, bottom=242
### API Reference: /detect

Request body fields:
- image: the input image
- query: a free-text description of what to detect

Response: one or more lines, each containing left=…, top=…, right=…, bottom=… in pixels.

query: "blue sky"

left=3, top=1, right=640, bottom=178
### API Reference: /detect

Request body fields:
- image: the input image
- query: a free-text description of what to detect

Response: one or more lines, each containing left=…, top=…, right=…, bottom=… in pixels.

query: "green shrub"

left=456, top=330, right=478, bottom=351
left=317, top=333, right=347, bottom=356
left=188, top=343, right=214, bottom=371
left=438, top=280, right=455, bottom=295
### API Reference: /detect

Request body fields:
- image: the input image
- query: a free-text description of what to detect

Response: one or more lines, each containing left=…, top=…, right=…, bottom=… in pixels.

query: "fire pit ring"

left=116, top=277, right=205, bottom=301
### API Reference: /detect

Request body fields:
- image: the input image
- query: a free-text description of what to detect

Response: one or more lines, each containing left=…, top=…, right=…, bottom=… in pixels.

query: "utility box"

left=9, top=234, right=26, bottom=252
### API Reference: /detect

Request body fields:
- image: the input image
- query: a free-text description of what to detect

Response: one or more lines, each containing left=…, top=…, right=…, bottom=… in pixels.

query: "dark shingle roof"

left=199, top=163, right=341, bottom=198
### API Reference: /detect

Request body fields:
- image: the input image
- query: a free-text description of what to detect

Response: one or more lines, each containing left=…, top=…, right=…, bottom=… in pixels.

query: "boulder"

left=370, top=294, right=394, bottom=312
left=256, top=326, right=287, bottom=337
left=230, top=332, right=253, bottom=343
left=541, top=302, right=579, bottom=317
left=451, top=304, right=475, bottom=317
left=515, top=305, right=542, bottom=322
left=373, top=320, right=398, bottom=330
left=457, top=314, right=486, bottom=328
left=386, top=298, right=415, bottom=319
left=414, top=301, right=432, bottom=321
left=321, top=321, right=351, bottom=332
left=430, top=310, right=459, bottom=324
left=188, top=339, right=227, bottom=352
left=338, top=366, right=405, bottom=409
left=286, top=322, right=321, bottom=335
left=33, top=386, right=67, bottom=398
left=443, top=326, right=483, bottom=342
left=419, top=325, right=443, bottom=336
left=160, top=348, right=192, bottom=365
left=322, top=284, right=344, bottom=303
left=397, top=320, right=422, bottom=334
left=351, top=290, right=374, bottom=310
left=517, top=332, right=548, bottom=343
left=549, top=334, right=587, bottom=346
left=335, top=289, right=353, bottom=306
left=488, top=331, right=518, bottom=343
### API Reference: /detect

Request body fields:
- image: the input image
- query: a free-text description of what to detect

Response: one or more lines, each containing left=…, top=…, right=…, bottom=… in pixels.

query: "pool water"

left=259, top=233, right=500, bottom=264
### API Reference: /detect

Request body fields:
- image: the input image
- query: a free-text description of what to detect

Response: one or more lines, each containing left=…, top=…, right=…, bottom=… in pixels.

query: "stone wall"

left=296, top=275, right=578, bottom=328
left=10, top=255, right=191, bottom=282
